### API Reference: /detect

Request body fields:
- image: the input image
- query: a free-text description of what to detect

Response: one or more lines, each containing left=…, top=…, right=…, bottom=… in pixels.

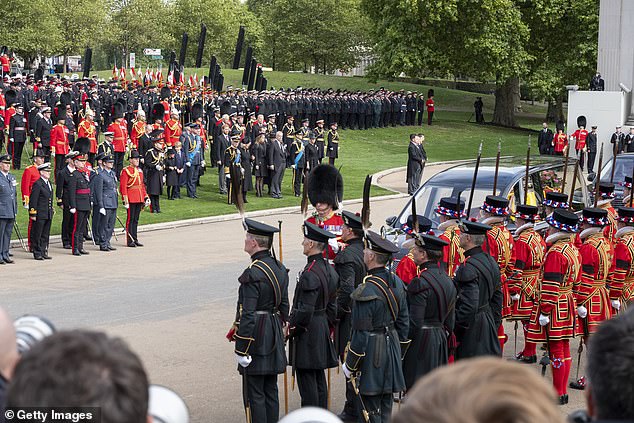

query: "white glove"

left=511, top=294, right=520, bottom=301
left=23, top=203, right=28, bottom=209
left=612, top=299, right=621, bottom=311
left=99, top=208, right=106, bottom=215
left=291, top=164, right=296, bottom=169
left=328, top=237, right=340, bottom=253
left=539, top=314, right=550, bottom=326
left=69, top=208, right=76, bottom=214
left=201, top=160, right=206, bottom=167
left=235, top=354, right=252, bottom=368
left=577, top=305, right=588, bottom=319
left=144, top=199, right=151, bottom=207
left=124, top=203, right=129, bottom=209
left=342, top=363, right=352, bottom=379
left=156, top=165, right=162, bottom=171
left=186, top=162, right=191, bottom=167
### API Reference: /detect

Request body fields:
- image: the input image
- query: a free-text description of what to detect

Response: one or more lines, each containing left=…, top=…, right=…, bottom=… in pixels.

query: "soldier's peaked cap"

left=243, top=218, right=279, bottom=237
left=365, top=230, right=399, bottom=255
left=303, top=222, right=335, bottom=243
left=342, top=210, right=363, bottom=230
left=459, top=220, right=491, bottom=235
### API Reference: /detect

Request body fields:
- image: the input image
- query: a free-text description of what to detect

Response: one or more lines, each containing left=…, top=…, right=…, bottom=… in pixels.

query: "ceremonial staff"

left=593, top=144, right=604, bottom=208
left=492, top=141, right=501, bottom=196
left=611, top=141, right=617, bottom=183
left=278, top=220, right=289, bottom=416
left=466, top=142, right=483, bottom=218
left=561, top=140, right=571, bottom=193
left=568, top=160, right=579, bottom=208
left=630, top=159, right=634, bottom=207
left=524, top=136, right=531, bottom=204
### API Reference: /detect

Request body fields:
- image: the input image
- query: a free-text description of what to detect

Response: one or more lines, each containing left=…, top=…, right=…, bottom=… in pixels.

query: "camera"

left=14, top=314, right=56, bottom=354
left=149, top=385, right=190, bottom=423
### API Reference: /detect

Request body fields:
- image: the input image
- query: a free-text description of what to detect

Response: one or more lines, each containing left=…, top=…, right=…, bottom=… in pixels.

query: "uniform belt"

left=255, top=309, right=278, bottom=315
left=559, top=285, right=573, bottom=295
left=13, top=127, right=25, bottom=130
left=478, top=304, right=491, bottom=313
left=589, top=280, right=607, bottom=288
left=76, top=189, right=90, bottom=194
left=523, top=269, right=540, bottom=276
left=368, top=324, right=395, bottom=335
left=419, top=321, right=442, bottom=329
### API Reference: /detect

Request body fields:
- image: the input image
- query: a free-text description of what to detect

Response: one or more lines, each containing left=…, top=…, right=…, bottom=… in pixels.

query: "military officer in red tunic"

left=435, top=196, right=466, bottom=278
left=479, top=195, right=515, bottom=353
left=120, top=150, right=149, bottom=247
left=395, top=215, right=432, bottom=285
left=305, top=164, right=344, bottom=262
left=569, top=207, right=614, bottom=390
left=571, top=119, right=588, bottom=171
left=552, top=128, right=568, bottom=156
left=597, top=182, right=618, bottom=242
left=163, top=108, right=182, bottom=147
left=526, top=209, right=581, bottom=405
left=609, top=207, right=634, bottom=309
left=510, top=204, right=546, bottom=364
left=77, top=107, right=98, bottom=166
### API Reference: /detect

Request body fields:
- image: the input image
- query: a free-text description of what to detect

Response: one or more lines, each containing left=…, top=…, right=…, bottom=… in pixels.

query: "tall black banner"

left=242, top=46, right=253, bottom=86
left=178, top=32, right=189, bottom=67
left=196, top=24, right=207, bottom=69
left=247, top=59, right=257, bottom=91
left=232, top=26, right=245, bottom=69
left=255, top=67, right=263, bottom=91
left=82, top=47, right=92, bottom=79
left=208, top=55, right=217, bottom=85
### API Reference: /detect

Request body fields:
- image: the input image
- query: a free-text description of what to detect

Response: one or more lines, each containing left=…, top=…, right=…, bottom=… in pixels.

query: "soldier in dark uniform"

left=289, top=132, right=305, bottom=197
left=454, top=220, right=503, bottom=359
left=92, top=155, right=118, bottom=252
left=35, top=107, right=53, bottom=163
left=0, top=154, right=17, bottom=264
left=342, top=231, right=409, bottom=423
left=334, top=211, right=366, bottom=422
left=232, top=218, right=289, bottom=423
left=8, top=104, right=27, bottom=169
left=327, top=122, right=339, bottom=166
left=314, top=120, right=325, bottom=163
left=401, top=233, right=456, bottom=390
left=474, top=97, right=484, bottom=123
left=67, top=153, right=91, bottom=256
left=144, top=136, right=165, bottom=213
left=97, top=131, right=115, bottom=159
left=288, top=222, right=339, bottom=408
left=55, top=152, right=77, bottom=249
left=305, top=132, right=320, bottom=173
left=587, top=125, right=598, bottom=175
left=28, top=162, right=54, bottom=260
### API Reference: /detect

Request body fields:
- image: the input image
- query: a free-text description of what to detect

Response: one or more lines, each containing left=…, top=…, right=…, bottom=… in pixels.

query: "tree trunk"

left=492, top=77, right=519, bottom=127
left=546, top=100, right=558, bottom=122
left=556, top=94, right=565, bottom=122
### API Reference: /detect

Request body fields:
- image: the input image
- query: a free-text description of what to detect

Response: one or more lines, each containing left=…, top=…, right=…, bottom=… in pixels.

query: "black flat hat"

left=414, top=234, right=449, bottom=251
left=515, top=204, right=540, bottom=221
left=403, top=214, right=432, bottom=234
left=129, top=150, right=140, bottom=159
left=303, top=222, right=336, bottom=243
left=581, top=207, right=608, bottom=227
left=342, top=210, right=363, bottom=230
left=244, top=218, right=279, bottom=237
left=546, top=208, right=580, bottom=233
left=459, top=220, right=492, bottom=235
left=365, top=230, right=399, bottom=255
left=481, top=195, right=510, bottom=215
left=543, top=191, right=569, bottom=208
left=618, top=206, right=634, bottom=223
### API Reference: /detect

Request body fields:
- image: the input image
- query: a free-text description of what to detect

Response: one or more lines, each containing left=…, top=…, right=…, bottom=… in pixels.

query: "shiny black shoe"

left=4, top=258, right=14, bottom=264
left=79, top=249, right=90, bottom=255
left=134, top=241, right=144, bottom=247
left=337, top=410, right=358, bottom=422
left=515, top=352, right=537, bottom=364
left=107, top=246, right=117, bottom=251
left=100, top=246, right=110, bottom=252
left=63, top=245, right=72, bottom=250
left=43, top=254, right=52, bottom=260
left=73, top=250, right=82, bottom=256
left=127, top=243, right=136, bottom=248
left=569, top=376, right=586, bottom=390
left=558, top=394, right=569, bottom=405
left=34, top=256, right=44, bottom=261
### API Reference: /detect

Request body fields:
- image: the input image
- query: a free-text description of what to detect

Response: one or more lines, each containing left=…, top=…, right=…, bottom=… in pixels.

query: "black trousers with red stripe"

left=72, top=210, right=89, bottom=252
left=126, top=203, right=142, bottom=244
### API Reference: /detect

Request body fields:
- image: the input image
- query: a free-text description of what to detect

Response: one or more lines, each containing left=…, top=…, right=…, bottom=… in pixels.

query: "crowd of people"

left=226, top=163, right=634, bottom=423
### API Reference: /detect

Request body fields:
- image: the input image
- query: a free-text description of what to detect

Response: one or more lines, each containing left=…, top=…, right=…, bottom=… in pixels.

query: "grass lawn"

left=11, top=70, right=547, bottom=239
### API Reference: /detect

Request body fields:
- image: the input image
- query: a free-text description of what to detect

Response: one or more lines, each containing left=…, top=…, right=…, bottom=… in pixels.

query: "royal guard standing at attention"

left=509, top=204, right=546, bottom=364
left=552, top=126, right=568, bottom=156
left=160, top=87, right=171, bottom=123
left=77, top=104, right=98, bottom=166
left=305, top=164, right=344, bottom=262
left=326, top=122, right=339, bottom=166
left=571, top=116, right=588, bottom=171
left=597, top=182, right=618, bottom=242
left=608, top=207, right=634, bottom=310
left=569, top=207, right=614, bottom=391
left=395, top=214, right=432, bottom=285
left=435, top=196, right=466, bottom=278
left=50, top=107, right=69, bottom=179
left=21, top=149, right=46, bottom=251
left=120, top=150, right=150, bottom=247
left=479, top=195, right=515, bottom=353
left=313, top=119, right=325, bottom=163
left=164, top=108, right=182, bottom=147
left=130, top=104, right=146, bottom=149
left=67, top=138, right=92, bottom=256
left=526, top=208, right=580, bottom=405
left=107, top=100, right=128, bottom=176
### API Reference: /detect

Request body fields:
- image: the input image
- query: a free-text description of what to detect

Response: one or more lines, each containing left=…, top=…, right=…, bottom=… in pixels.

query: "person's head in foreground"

left=7, top=330, right=151, bottom=423
left=392, top=357, right=564, bottom=423
left=586, top=308, right=634, bottom=421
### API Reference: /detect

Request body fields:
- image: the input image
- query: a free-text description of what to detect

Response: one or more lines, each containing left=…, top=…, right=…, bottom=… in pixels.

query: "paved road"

left=1, top=167, right=588, bottom=421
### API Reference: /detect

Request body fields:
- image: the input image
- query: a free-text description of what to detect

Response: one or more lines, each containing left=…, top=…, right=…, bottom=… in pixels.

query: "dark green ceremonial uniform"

left=235, top=250, right=290, bottom=423
left=402, top=261, right=457, bottom=390
left=345, top=268, right=409, bottom=423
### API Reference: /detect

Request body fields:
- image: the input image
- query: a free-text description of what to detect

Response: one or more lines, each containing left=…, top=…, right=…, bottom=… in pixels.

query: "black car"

left=383, top=155, right=591, bottom=252
left=590, top=152, right=634, bottom=207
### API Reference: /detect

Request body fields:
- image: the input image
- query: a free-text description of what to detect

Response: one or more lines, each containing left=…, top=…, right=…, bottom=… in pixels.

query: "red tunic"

left=164, top=118, right=182, bottom=147
left=161, top=100, right=171, bottom=122
left=527, top=236, right=580, bottom=341
left=608, top=229, right=634, bottom=305
left=425, top=98, right=434, bottom=112
left=572, top=129, right=588, bottom=150
left=509, top=226, right=546, bottom=320
left=553, top=133, right=568, bottom=153
left=120, top=165, right=147, bottom=204
left=395, top=253, right=418, bottom=285
left=437, top=222, right=463, bottom=278
left=576, top=231, right=613, bottom=334
left=600, top=203, right=618, bottom=242
left=107, top=120, right=128, bottom=153
left=77, top=119, right=97, bottom=153
left=50, top=123, right=69, bottom=155
left=483, top=222, right=515, bottom=318
left=306, top=212, right=344, bottom=261
left=130, top=120, right=145, bottom=148
left=21, top=165, right=40, bottom=205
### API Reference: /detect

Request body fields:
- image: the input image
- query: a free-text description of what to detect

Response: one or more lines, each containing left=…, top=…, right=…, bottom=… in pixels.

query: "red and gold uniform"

left=120, top=154, right=149, bottom=247
left=572, top=128, right=588, bottom=150
left=160, top=99, right=170, bottom=122
left=438, top=221, right=463, bottom=278
left=527, top=209, right=581, bottom=400
left=553, top=132, right=568, bottom=154
left=107, top=119, right=128, bottom=153
left=395, top=215, right=433, bottom=284
left=608, top=209, right=634, bottom=308
left=306, top=211, right=343, bottom=262
left=599, top=202, right=618, bottom=243
left=164, top=117, right=182, bottom=147
left=77, top=118, right=97, bottom=154
left=130, top=119, right=146, bottom=149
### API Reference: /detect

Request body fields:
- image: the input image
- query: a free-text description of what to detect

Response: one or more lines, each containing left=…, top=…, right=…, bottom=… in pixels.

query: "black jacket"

left=67, top=170, right=91, bottom=211
left=28, top=178, right=54, bottom=220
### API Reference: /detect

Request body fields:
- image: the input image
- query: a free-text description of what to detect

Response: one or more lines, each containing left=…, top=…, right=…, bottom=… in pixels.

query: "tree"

left=0, top=0, right=61, bottom=67
left=53, top=0, right=110, bottom=72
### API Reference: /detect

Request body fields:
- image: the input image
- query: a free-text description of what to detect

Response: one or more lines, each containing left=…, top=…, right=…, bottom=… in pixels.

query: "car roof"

left=429, top=155, right=568, bottom=187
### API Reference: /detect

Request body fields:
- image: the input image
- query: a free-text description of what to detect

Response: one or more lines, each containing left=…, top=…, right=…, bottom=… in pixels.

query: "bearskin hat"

left=151, top=103, right=165, bottom=123
left=74, top=137, right=91, bottom=154
left=113, top=99, right=126, bottom=119
left=5, top=89, right=17, bottom=107
left=307, top=164, right=344, bottom=209
left=191, top=102, right=203, bottom=122
left=59, top=91, right=72, bottom=108
left=427, top=89, right=434, bottom=98
left=160, top=86, right=171, bottom=100
left=577, top=115, right=587, bottom=129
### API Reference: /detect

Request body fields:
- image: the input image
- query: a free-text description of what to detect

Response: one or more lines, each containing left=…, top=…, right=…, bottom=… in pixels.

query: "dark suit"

left=28, top=177, right=54, bottom=258
left=406, top=142, right=425, bottom=195
left=67, top=170, right=91, bottom=253
left=538, top=128, right=554, bottom=155
left=56, top=166, right=74, bottom=247
left=586, top=131, right=598, bottom=173
left=611, top=131, right=626, bottom=154
left=267, top=139, right=286, bottom=198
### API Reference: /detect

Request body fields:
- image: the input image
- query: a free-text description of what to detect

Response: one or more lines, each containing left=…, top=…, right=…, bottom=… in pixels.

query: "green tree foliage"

left=248, top=0, right=370, bottom=73
left=361, top=0, right=598, bottom=127
left=0, top=0, right=62, bottom=66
